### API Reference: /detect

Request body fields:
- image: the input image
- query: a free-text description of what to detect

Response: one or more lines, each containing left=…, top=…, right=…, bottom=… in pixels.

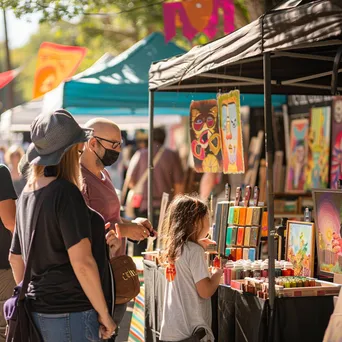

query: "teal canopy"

left=63, top=32, right=286, bottom=116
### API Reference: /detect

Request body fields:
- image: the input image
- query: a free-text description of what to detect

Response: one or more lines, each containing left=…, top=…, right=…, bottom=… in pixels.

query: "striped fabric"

left=128, top=287, right=145, bottom=342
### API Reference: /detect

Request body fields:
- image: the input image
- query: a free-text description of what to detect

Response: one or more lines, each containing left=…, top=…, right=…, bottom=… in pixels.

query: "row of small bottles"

left=223, top=259, right=294, bottom=285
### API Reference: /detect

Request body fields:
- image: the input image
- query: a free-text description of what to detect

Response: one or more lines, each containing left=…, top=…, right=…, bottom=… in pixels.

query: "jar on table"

left=282, top=261, right=294, bottom=276
left=224, top=260, right=235, bottom=285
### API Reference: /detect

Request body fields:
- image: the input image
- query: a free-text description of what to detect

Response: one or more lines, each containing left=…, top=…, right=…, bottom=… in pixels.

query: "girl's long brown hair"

left=162, top=195, right=208, bottom=263
left=28, top=145, right=82, bottom=189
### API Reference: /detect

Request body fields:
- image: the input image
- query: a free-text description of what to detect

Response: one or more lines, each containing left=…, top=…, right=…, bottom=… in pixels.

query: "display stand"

left=147, top=1, right=342, bottom=340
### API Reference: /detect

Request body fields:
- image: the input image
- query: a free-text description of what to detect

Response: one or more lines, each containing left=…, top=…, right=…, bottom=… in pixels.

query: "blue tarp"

left=63, top=32, right=286, bottom=116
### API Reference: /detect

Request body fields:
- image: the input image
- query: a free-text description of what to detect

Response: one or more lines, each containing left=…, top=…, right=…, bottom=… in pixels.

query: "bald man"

left=80, top=118, right=155, bottom=340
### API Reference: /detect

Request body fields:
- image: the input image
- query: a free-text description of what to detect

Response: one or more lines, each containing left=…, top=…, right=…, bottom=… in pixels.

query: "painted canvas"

left=330, top=98, right=342, bottom=189
left=189, top=99, right=222, bottom=173
left=244, top=131, right=264, bottom=188
left=305, top=107, right=331, bottom=190
left=218, top=90, right=245, bottom=174
left=286, top=119, right=309, bottom=193
left=313, top=190, right=342, bottom=276
left=286, top=221, right=315, bottom=277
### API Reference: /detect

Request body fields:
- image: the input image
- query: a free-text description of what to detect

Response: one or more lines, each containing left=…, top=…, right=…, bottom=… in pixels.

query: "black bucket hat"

left=26, top=109, right=93, bottom=166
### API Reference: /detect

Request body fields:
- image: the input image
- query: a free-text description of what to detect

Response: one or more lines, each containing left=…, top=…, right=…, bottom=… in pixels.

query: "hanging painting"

left=163, top=0, right=234, bottom=42
left=218, top=90, right=245, bottom=174
left=189, top=99, right=222, bottom=173
left=244, top=131, right=264, bottom=188
left=330, top=97, right=342, bottom=189
left=304, top=107, right=331, bottom=190
left=285, top=119, right=309, bottom=193
left=313, top=190, right=342, bottom=276
left=286, top=221, right=315, bottom=277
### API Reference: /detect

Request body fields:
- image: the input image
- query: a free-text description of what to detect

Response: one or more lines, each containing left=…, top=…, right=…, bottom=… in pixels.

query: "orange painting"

left=33, top=42, right=87, bottom=98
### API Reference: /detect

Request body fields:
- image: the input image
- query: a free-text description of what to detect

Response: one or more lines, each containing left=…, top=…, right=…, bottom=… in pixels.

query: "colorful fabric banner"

left=163, top=0, right=235, bottom=42
left=33, top=42, right=87, bottom=99
left=190, top=99, right=223, bottom=173
left=0, top=68, right=21, bottom=89
left=128, top=287, right=145, bottom=342
left=218, top=90, right=245, bottom=174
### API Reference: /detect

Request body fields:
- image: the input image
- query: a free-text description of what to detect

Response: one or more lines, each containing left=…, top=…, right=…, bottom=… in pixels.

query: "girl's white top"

left=160, top=241, right=214, bottom=341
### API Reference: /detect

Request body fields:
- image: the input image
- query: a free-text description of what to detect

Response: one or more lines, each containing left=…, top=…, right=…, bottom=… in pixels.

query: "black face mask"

left=94, top=140, right=120, bottom=167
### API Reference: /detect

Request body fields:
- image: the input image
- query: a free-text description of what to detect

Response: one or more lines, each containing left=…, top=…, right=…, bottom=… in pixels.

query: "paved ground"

left=117, top=301, right=134, bottom=342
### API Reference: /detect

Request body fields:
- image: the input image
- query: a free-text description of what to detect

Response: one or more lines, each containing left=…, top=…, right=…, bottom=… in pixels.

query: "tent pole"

left=263, top=52, right=276, bottom=310
left=148, top=90, right=155, bottom=224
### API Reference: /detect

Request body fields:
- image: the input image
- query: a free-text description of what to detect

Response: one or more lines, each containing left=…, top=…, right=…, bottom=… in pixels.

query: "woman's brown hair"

left=28, top=144, right=82, bottom=189
left=162, top=195, right=208, bottom=263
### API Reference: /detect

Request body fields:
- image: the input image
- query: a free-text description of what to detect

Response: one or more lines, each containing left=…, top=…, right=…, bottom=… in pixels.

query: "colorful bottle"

left=243, top=261, right=252, bottom=278
left=282, top=261, right=294, bottom=276
left=224, top=260, right=234, bottom=285
left=235, top=261, right=244, bottom=280
left=252, top=262, right=261, bottom=278
left=261, top=259, right=269, bottom=278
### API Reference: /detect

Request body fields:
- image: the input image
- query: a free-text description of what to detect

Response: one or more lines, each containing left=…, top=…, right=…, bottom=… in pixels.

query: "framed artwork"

left=305, top=107, right=331, bottom=190
left=330, top=98, right=342, bottom=189
left=285, top=118, right=309, bottom=193
left=218, top=90, right=245, bottom=174
left=189, top=99, right=222, bottom=173
left=244, top=130, right=264, bottom=187
left=313, top=189, right=342, bottom=276
left=286, top=221, right=315, bottom=277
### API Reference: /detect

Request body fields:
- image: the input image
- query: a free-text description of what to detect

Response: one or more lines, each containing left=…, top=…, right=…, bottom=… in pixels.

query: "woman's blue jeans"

left=32, top=309, right=101, bottom=342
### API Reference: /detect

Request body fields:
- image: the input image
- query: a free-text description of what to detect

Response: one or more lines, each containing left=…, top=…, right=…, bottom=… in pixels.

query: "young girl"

left=160, top=195, right=223, bottom=342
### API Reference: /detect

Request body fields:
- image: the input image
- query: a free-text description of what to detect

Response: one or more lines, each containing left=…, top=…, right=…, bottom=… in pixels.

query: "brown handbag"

left=110, top=255, right=140, bottom=305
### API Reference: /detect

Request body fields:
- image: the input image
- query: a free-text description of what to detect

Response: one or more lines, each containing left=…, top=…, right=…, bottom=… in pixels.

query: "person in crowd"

left=0, top=146, right=6, bottom=165
left=127, top=127, right=184, bottom=255
left=9, top=109, right=116, bottom=342
left=0, top=165, right=17, bottom=342
left=80, top=117, right=156, bottom=340
left=160, top=195, right=222, bottom=342
left=5, top=145, right=26, bottom=196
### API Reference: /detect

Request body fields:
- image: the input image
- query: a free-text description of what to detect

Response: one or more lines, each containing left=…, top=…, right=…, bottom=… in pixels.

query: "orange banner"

left=33, top=42, right=87, bottom=98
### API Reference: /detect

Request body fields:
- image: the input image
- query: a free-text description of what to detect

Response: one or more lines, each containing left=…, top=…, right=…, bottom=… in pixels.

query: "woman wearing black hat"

left=8, top=110, right=116, bottom=341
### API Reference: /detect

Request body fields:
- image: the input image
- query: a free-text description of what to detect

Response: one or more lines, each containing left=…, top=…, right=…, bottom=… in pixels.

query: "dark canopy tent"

left=147, top=0, right=342, bottom=330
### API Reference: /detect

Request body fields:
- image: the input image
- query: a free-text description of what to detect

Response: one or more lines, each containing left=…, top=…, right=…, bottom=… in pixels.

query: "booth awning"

left=63, top=32, right=286, bottom=116
left=149, top=0, right=342, bottom=95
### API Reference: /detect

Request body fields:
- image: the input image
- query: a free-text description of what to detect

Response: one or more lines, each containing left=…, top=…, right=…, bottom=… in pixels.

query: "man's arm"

left=0, top=199, right=16, bottom=232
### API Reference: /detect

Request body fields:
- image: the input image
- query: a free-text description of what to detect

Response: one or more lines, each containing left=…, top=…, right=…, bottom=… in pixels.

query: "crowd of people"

left=0, top=109, right=223, bottom=342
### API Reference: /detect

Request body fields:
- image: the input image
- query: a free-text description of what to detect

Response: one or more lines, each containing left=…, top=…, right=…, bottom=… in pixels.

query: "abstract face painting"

left=331, top=98, right=342, bottom=189
left=305, top=107, right=331, bottom=190
left=286, top=119, right=309, bottom=193
left=189, top=99, right=222, bottom=173
left=218, top=90, right=245, bottom=174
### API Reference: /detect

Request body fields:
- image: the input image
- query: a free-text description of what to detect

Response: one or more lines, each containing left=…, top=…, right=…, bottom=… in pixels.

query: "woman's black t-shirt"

left=10, top=179, right=110, bottom=314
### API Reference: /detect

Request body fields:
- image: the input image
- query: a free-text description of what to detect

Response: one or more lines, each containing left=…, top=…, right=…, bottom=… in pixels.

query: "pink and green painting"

left=313, top=190, right=342, bottom=276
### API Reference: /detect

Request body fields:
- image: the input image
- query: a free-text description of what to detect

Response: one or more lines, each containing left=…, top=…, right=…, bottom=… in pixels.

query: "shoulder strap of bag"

left=134, top=147, right=164, bottom=194
left=19, top=183, right=52, bottom=301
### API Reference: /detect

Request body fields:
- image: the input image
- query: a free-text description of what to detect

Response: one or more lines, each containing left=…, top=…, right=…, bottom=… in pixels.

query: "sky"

left=0, top=10, right=40, bottom=49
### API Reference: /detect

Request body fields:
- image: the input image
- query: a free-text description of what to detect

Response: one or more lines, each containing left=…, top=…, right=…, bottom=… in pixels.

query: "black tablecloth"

left=218, top=286, right=334, bottom=342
